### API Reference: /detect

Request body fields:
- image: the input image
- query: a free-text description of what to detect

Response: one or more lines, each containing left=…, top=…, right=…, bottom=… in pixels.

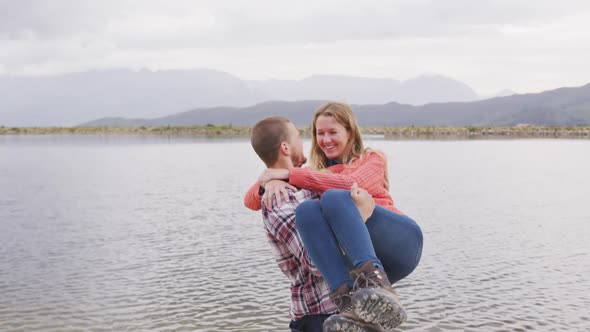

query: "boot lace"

left=352, top=269, right=384, bottom=292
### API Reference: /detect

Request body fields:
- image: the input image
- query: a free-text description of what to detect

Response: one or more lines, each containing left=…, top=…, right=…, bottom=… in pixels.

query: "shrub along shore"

left=1, top=125, right=590, bottom=139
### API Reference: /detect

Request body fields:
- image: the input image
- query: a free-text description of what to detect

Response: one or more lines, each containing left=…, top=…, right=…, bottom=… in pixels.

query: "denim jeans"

left=296, top=189, right=423, bottom=291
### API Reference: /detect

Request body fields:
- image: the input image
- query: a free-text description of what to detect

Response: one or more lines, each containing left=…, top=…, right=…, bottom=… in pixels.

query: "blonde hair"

left=308, top=102, right=390, bottom=190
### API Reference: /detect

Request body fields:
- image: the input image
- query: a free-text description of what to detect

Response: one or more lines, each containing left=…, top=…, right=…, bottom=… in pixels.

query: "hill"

left=80, top=83, right=590, bottom=127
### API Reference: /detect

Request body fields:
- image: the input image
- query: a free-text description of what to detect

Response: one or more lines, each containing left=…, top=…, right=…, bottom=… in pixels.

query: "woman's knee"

left=319, top=189, right=358, bottom=226
left=320, top=189, right=351, bottom=214
left=410, top=221, right=424, bottom=256
left=295, top=200, right=321, bottom=231
left=383, top=249, right=422, bottom=283
left=319, top=189, right=350, bottom=207
left=412, top=224, right=424, bottom=266
left=386, top=263, right=416, bottom=284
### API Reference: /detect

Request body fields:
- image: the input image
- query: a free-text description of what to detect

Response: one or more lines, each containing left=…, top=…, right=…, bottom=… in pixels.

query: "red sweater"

left=244, top=152, right=402, bottom=214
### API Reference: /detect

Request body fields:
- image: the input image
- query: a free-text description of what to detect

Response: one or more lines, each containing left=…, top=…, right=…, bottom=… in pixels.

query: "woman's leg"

left=320, top=190, right=408, bottom=330
left=295, top=200, right=352, bottom=291
left=365, top=206, right=423, bottom=284
left=319, top=189, right=383, bottom=270
left=318, top=189, right=422, bottom=283
left=297, top=201, right=385, bottom=331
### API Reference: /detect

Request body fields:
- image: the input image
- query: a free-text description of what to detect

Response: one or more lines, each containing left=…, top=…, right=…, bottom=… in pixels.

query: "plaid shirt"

left=261, top=188, right=338, bottom=321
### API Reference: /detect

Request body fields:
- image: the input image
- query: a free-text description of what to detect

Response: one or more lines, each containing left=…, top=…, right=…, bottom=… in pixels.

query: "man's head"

left=251, top=116, right=306, bottom=168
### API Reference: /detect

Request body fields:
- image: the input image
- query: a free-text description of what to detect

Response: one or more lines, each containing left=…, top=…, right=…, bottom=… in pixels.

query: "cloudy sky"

left=1, top=0, right=590, bottom=95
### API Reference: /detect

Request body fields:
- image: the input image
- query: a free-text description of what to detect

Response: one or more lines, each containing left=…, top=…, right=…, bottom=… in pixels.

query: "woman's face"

left=315, top=114, right=350, bottom=160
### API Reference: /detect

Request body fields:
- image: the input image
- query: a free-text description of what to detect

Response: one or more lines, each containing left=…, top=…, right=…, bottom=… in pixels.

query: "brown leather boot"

left=349, top=261, right=407, bottom=331
left=322, top=283, right=382, bottom=332
left=329, top=283, right=355, bottom=315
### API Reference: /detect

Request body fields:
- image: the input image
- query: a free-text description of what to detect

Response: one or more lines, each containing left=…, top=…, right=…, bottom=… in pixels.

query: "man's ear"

left=279, top=142, right=290, bottom=155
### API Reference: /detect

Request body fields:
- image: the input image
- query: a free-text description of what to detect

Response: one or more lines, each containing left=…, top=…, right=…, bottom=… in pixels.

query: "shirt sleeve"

left=288, top=152, right=387, bottom=196
left=265, top=191, right=321, bottom=276
left=244, top=181, right=262, bottom=211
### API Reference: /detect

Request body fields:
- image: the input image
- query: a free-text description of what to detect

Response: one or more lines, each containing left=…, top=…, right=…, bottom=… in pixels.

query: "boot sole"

left=352, top=288, right=407, bottom=330
left=322, top=314, right=381, bottom=332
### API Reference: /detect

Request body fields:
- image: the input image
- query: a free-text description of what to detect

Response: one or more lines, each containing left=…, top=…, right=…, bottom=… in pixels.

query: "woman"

left=245, top=102, right=423, bottom=331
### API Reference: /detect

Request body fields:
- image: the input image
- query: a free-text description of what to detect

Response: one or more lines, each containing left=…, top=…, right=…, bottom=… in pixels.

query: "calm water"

left=1, top=135, right=589, bottom=332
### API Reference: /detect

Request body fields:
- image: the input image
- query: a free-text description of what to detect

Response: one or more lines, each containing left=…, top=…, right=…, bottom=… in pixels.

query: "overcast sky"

left=1, top=0, right=589, bottom=95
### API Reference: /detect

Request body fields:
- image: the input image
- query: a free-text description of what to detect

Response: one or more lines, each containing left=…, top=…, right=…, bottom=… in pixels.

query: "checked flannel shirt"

left=261, top=188, right=337, bottom=321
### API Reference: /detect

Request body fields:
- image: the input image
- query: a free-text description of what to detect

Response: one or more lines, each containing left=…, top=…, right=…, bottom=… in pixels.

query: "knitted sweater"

left=244, top=152, right=402, bottom=214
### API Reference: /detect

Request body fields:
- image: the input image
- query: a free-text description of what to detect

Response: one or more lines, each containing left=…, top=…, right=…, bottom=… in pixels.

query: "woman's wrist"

left=272, top=169, right=290, bottom=181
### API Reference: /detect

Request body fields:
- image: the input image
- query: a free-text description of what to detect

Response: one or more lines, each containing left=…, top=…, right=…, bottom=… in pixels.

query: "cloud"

left=3, top=0, right=589, bottom=44
left=1, top=0, right=589, bottom=93
left=0, top=0, right=104, bottom=38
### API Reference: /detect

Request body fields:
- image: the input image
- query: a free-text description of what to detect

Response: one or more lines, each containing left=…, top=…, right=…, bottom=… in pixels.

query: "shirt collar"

left=326, top=159, right=342, bottom=167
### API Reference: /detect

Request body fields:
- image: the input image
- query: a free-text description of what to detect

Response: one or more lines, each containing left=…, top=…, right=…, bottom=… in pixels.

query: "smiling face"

left=315, top=114, right=350, bottom=160
left=308, top=102, right=365, bottom=170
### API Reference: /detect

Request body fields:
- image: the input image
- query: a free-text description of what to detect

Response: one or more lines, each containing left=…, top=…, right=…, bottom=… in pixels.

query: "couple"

left=244, top=102, right=423, bottom=332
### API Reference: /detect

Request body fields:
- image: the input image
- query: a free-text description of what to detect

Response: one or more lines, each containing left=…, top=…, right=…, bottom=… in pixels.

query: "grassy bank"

left=0, top=125, right=250, bottom=137
left=1, top=125, right=590, bottom=139
left=368, top=125, right=590, bottom=139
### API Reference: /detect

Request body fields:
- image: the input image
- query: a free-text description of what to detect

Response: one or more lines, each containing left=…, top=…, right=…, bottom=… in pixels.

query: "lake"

left=1, top=135, right=589, bottom=331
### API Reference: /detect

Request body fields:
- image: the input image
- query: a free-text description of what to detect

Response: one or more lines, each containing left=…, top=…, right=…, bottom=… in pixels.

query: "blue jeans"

left=295, top=189, right=423, bottom=291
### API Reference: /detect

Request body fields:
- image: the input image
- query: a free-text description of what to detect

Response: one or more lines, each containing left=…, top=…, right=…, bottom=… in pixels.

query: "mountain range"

left=81, top=82, right=590, bottom=127
left=1, top=69, right=480, bottom=127
left=2, top=68, right=587, bottom=127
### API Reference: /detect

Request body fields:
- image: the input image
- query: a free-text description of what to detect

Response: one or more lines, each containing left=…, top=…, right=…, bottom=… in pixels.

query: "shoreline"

left=1, top=125, right=590, bottom=139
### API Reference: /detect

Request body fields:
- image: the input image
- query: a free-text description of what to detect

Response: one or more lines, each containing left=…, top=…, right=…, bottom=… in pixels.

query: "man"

left=247, top=116, right=379, bottom=331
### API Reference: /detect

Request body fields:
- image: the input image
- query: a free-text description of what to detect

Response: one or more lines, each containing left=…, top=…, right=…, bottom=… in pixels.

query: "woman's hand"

left=258, top=168, right=290, bottom=184
left=350, top=182, right=375, bottom=223
left=264, top=179, right=297, bottom=209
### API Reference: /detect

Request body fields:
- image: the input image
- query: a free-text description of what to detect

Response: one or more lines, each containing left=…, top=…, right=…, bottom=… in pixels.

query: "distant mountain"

left=248, top=74, right=478, bottom=106
left=0, top=69, right=478, bottom=127
left=494, top=89, right=517, bottom=97
left=479, top=89, right=517, bottom=100
left=81, top=83, right=590, bottom=127
left=0, top=69, right=266, bottom=127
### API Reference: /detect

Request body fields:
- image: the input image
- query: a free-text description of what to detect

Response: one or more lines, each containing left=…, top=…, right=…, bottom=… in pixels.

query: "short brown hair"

left=251, top=116, right=291, bottom=167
